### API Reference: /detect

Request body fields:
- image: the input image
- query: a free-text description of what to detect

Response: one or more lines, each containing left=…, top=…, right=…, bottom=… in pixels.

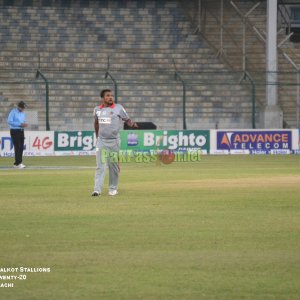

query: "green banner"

left=120, top=130, right=210, bottom=153
left=54, top=131, right=96, bottom=151
left=54, top=130, right=210, bottom=153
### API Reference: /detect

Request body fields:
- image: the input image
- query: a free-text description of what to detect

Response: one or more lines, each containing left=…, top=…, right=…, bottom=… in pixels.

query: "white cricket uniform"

left=93, top=103, right=130, bottom=193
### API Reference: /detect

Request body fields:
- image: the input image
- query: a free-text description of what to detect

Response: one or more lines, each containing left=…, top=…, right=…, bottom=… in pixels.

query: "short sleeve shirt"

left=93, top=103, right=130, bottom=140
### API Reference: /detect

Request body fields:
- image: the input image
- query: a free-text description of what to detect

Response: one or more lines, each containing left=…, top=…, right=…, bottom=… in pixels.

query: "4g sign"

left=26, top=132, right=54, bottom=155
left=0, top=131, right=54, bottom=157
left=32, top=136, right=53, bottom=150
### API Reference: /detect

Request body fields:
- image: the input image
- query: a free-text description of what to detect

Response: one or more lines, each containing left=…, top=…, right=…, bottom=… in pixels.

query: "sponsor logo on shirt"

left=99, top=117, right=111, bottom=124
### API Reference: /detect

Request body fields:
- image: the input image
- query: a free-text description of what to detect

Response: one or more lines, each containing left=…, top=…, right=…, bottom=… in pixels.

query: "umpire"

left=7, top=101, right=28, bottom=168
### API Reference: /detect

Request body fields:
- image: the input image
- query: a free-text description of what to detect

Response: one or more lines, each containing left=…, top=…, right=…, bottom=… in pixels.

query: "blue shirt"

left=7, top=108, right=26, bottom=129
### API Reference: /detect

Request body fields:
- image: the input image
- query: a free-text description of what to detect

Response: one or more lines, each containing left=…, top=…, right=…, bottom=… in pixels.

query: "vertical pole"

left=105, top=72, right=118, bottom=103
left=114, top=81, right=118, bottom=104
left=220, top=0, right=223, bottom=52
left=45, top=81, right=50, bottom=131
left=266, top=0, right=278, bottom=107
left=36, top=70, right=50, bottom=131
left=242, top=20, right=246, bottom=73
left=198, top=0, right=201, bottom=32
left=245, top=72, right=256, bottom=129
left=105, top=55, right=118, bottom=103
left=183, top=83, right=186, bottom=130
left=216, top=0, right=225, bottom=57
left=262, top=0, right=282, bottom=128
left=297, top=71, right=300, bottom=128
left=174, top=71, right=187, bottom=130
left=252, top=80, right=256, bottom=129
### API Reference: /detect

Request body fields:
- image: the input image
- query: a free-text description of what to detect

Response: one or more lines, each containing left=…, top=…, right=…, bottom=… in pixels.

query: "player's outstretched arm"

left=125, top=119, right=138, bottom=128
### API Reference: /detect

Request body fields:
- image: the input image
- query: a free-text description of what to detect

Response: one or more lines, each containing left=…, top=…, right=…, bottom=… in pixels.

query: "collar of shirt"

left=99, top=103, right=115, bottom=109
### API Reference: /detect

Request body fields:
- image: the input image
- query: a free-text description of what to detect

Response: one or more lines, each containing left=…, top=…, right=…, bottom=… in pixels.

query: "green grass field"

left=0, top=155, right=300, bottom=299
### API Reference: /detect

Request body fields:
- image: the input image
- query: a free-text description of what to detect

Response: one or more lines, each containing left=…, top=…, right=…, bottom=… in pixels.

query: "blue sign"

left=217, top=131, right=292, bottom=154
left=1, top=136, right=13, bottom=151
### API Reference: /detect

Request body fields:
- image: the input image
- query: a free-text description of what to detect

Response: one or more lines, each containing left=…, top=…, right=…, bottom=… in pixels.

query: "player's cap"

left=17, top=101, right=27, bottom=109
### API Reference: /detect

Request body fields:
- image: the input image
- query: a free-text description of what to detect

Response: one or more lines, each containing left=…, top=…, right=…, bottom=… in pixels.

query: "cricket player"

left=92, top=89, right=138, bottom=196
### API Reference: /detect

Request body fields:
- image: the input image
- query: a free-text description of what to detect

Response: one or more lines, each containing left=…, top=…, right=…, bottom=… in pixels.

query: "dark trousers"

left=10, top=129, right=25, bottom=165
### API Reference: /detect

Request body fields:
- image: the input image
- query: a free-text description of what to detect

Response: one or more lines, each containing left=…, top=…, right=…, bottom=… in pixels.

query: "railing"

left=1, top=67, right=300, bottom=131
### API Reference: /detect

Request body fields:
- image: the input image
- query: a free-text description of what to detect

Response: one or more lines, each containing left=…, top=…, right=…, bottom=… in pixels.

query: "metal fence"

left=1, top=68, right=299, bottom=131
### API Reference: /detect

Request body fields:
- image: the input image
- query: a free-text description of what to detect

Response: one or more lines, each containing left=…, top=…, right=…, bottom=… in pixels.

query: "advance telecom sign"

left=214, top=130, right=294, bottom=154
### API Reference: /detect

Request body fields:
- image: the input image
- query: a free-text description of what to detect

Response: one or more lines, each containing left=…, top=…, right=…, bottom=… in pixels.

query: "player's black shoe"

left=91, top=191, right=100, bottom=197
